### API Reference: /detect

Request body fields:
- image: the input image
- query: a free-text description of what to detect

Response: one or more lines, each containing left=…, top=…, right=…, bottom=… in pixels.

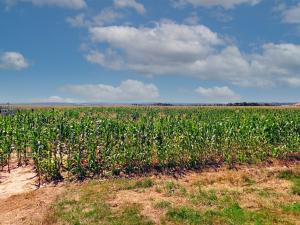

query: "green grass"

left=165, top=207, right=202, bottom=225
left=282, top=202, right=300, bottom=215
left=189, top=188, right=218, bottom=206
left=154, top=200, right=171, bottom=209
left=164, top=203, right=291, bottom=225
left=257, top=189, right=273, bottom=198
left=164, top=181, right=177, bottom=195
left=44, top=180, right=154, bottom=225
left=109, top=204, right=154, bottom=225
left=155, top=185, right=162, bottom=193
left=242, top=176, right=256, bottom=186
left=42, top=169, right=300, bottom=225
left=162, top=181, right=187, bottom=197
left=126, top=178, right=154, bottom=190
left=278, top=170, right=298, bottom=180
left=278, top=170, right=300, bottom=196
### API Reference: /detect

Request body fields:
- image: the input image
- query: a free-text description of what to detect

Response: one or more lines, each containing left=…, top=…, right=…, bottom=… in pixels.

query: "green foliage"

left=1, top=107, right=300, bottom=181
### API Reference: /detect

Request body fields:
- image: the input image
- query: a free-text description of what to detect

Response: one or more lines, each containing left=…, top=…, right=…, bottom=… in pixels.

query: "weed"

left=154, top=200, right=171, bottom=209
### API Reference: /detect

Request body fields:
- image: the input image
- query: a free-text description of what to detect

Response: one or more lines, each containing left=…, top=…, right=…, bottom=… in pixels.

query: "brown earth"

left=0, top=185, right=64, bottom=225
left=0, top=165, right=37, bottom=200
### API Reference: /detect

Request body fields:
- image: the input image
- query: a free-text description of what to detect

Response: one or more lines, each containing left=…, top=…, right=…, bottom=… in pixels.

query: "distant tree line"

left=132, top=102, right=285, bottom=107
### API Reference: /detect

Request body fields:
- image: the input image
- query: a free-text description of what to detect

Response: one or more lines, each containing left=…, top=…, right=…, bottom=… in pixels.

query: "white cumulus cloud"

left=88, top=21, right=223, bottom=72
left=85, top=21, right=300, bottom=88
left=0, top=52, right=29, bottom=70
left=282, top=3, right=300, bottom=24
left=5, top=0, right=87, bottom=10
left=195, top=86, right=241, bottom=102
left=173, top=0, right=261, bottom=9
left=114, top=0, right=145, bottom=14
left=34, top=96, right=80, bottom=103
left=67, top=9, right=122, bottom=28
left=62, top=80, right=159, bottom=102
left=282, top=77, right=300, bottom=88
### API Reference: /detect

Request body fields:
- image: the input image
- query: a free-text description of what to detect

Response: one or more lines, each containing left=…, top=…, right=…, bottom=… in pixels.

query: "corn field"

left=0, top=107, right=299, bottom=181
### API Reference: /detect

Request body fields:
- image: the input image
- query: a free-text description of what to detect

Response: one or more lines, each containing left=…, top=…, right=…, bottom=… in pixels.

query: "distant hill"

left=295, top=103, right=300, bottom=106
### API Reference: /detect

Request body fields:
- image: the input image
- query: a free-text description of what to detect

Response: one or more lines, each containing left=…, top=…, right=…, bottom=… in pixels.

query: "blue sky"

left=0, top=0, right=300, bottom=103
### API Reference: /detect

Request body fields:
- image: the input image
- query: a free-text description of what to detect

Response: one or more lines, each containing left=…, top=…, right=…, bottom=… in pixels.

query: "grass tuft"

left=189, top=188, right=218, bottom=206
left=154, top=200, right=171, bottom=209
left=166, top=207, right=201, bottom=225
left=278, top=170, right=300, bottom=196
left=282, top=202, right=300, bottom=215
left=109, top=204, right=154, bottom=225
left=278, top=170, right=297, bottom=180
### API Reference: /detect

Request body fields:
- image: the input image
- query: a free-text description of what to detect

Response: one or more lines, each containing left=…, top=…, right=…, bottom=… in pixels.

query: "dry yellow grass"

left=1, top=161, right=299, bottom=225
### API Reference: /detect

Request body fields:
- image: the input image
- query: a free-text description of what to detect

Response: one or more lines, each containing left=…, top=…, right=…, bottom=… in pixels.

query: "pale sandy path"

left=0, top=165, right=37, bottom=200
left=0, top=165, right=63, bottom=225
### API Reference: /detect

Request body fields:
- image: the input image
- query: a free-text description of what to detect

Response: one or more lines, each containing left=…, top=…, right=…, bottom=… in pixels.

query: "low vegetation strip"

left=1, top=162, right=299, bottom=224
left=42, top=164, right=300, bottom=225
left=0, top=107, right=299, bottom=181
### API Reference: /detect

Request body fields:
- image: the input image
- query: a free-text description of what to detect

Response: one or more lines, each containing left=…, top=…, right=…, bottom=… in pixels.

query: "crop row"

left=0, top=107, right=299, bottom=181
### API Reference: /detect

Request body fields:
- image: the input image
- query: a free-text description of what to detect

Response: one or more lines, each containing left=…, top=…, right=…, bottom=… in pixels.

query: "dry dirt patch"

left=109, top=187, right=189, bottom=224
left=109, top=190, right=165, bottom=224
left=0, top=165, right=37, bottom=200
left=0, top=164, right=65, bottom=225
left=0, top=185, right=64, bottom=225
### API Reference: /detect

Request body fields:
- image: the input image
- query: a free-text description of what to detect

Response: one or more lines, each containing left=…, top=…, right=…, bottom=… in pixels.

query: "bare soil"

left=0, top=165, right=37, bottom=200
left=0, top=185, right=64, bottom=225
left=0, top=163, right=63, bottom=225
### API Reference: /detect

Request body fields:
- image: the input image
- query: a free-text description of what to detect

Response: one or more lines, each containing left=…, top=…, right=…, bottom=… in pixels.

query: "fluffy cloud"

left=195, top=86, right=241, bottom=102
left=190, top=43, right=300, bottom=87
left=66, top=1, right=144, bottom=28
left=67, top=9, right=122, bottom=28
left=62, top=80, right=159, bottom=102
left=173, top=0, right=261, bottom=9
left=282, top=3, right=300, bottom=24
left=282, top=77, right=300, bottom=88
left=5, top=0, right=87, bottom=10
left=66, top=13, right=87, bottom=27
left=34, top=96, right=79, bottom=103
left=0, top=52, right=29, bottom=70
left=114, top=0, right=145, bottom=14
left=88, top=22, right=223, bottom=73
left=183, top=12, right=200, bottom=25
left=85, top=50, right=124, bottom=70
left=85, top=22, right=300, bottom=87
